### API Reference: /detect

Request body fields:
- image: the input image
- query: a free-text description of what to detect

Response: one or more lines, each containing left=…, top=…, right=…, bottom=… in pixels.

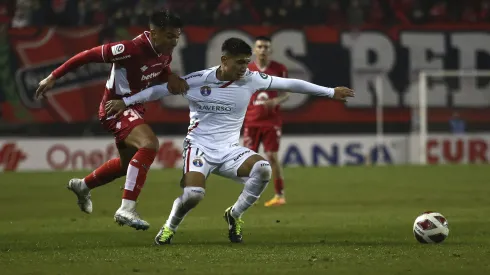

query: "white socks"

left=164, top=186, right=206, bottom=231
left=231, top=160, right=272, bottom=219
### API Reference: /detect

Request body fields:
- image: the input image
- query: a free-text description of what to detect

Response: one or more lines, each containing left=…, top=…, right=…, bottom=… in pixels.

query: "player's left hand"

left=333, top=87, right=355, bottom=102
left=105, top=99, right=127, bottom=117
left=167, top=73, right=189, bottom=95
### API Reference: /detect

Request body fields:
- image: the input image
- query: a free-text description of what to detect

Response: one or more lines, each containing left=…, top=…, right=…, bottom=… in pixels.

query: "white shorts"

left=182, top=139, right=258, bottom=184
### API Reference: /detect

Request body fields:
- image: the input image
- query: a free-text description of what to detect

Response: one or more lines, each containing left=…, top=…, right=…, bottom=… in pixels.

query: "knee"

left=251, top=160, right=272, bottom=182
left=182, top=186, right=205, bottom=209
left=139, top=136, right=159, bottom=150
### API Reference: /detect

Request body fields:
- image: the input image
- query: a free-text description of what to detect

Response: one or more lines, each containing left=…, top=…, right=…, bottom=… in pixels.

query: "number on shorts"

left=123, top=109, right=142, bottom=122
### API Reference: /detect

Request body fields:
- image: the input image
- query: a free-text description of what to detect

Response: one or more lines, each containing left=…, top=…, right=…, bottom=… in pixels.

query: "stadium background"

left=1, top=1, right=490, bottom=275
left=1, top=0, right=489, bottom=171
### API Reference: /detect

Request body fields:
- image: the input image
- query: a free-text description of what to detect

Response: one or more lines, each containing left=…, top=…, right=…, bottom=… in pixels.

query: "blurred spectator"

left=429, top=0, right=449, bottom=23
left=410, top=0, right=427, bottom=24
left=4, top=0, right=490, bottom=28
left=325, top=0, right=345, bottom=26
left=214, top=0, right=249, bottom=26
left=348, top=0, right=365, bottom=27
left=367, top=0, right=384, bottom=25
left=479, top=0, right=490, bottom=22
left=461, top=4, right=478, bottom=23
left=449, top=112, right=466, bottom=134
left=11, top=0, right=30, bottom=28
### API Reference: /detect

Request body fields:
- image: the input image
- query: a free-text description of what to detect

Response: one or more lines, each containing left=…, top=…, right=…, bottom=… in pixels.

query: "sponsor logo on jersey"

left=112, top=55, right=130, bottom=61
left=233, top=150, right=251, bottom=162
left=200, top=85, right=211, bottom=96
left=193, top=158, right=204, bottom=167
left=111, top=44, right=125, bottom=55
left=140, top=65, right=148, bottom=72
left=184, top=73, right=203, bottom=80
left=195, top=102, right=235, bottom=114
left=141, top=71, right=162, bottom=81
left=259, top=72, right=269, bottom=79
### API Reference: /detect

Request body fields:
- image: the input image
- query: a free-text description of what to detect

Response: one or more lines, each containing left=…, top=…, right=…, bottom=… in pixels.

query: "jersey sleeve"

left=248, top=71, right=273, bottom=91
left=123, top=84, right=172, bottom=106
left=268, top=77, right=334, bottom=97
left=100, top=40, right=137, bottom=64
left=51, top=40, right=137, bottom=79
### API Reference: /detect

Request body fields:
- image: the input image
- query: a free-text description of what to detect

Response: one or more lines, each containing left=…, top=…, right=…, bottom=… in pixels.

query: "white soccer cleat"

left=114, top=209, right=150, bottom=231
left=67, top=178, right=93, bottom=214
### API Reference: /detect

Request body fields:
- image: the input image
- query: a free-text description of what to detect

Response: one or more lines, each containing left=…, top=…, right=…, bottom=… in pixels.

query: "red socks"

left=122, top=148, right=157, bottom=201
left=84, top=158, right=125, bottom=189
left=274, top=178, right=284, bottom=196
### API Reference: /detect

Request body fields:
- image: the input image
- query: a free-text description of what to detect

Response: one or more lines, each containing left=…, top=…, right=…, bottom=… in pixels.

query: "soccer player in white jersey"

left=105, top=38, right=354, bottom=244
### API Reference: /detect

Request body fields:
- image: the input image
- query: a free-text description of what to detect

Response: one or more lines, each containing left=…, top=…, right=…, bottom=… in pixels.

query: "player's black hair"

left=149, top=10, right=183, bottom=29
left=255, top=36, right=271, bottom=42
left=221, top=38, right=252, bottom=56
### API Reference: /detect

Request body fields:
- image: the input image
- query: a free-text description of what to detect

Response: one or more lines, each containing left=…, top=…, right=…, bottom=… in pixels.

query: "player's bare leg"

left=113, top=124, right=158, bottom=230
left=155, top=172, right=206, bottom=245
left=264, top=151, right=286, bottom=207
left=224, top=154, right=272, bottom=243
left=67, top=145, right=135, bottom=214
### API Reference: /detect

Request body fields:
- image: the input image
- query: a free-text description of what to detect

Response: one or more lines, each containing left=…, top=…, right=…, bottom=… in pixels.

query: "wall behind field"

left=1, top=25, right=490, bottom=137
left=0, top=134, right=488, bottom=172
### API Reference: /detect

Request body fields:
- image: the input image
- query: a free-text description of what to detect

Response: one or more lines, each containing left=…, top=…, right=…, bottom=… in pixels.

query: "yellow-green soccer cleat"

left=223, top=207, right=244, bottom=243
left=154, top=226, right=175, bottom=245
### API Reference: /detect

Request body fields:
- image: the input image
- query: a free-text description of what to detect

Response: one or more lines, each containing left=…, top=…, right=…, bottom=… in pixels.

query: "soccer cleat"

left=264, top=195, right=286, bottom=207
left=67, top=178, right=93, bottom=214
left=114, top=209, right=150, bottom=231
left=223, top=207, right=244, bottom=243
left=154, top=226, right=175, bottom=245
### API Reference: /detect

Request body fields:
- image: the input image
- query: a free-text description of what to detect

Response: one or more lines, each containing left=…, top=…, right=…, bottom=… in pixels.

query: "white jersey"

left=123, top=65, right=335, bottom=154
left=181, top=66, right=272, bottom=149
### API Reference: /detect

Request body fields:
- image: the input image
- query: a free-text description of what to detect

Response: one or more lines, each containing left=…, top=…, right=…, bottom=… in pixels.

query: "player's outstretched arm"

left=35, top=45, right=111, bottom=99
left=105, top=84, right=173, bottom=116
left=125, top=84, right=173, bottom=106
left=268, top=77, right=354, bottom=102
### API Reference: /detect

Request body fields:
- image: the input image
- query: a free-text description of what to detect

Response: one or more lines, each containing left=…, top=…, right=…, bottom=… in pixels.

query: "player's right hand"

left=105, top=100, right=127, bottom=117
left=35, top=74, right=56, bottom=99
left=167, top=73, right=189, bottom=95
left=333, top=87, right=355, bottom=102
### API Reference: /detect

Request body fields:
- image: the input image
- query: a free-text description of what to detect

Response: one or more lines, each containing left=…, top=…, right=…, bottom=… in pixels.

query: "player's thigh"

left=262, top=126, right=281, bottom=153
left=123, top=123, right=159, bottom=150
left=101, top=108, right=158, bottom=150
left=243, top=126, right=261, bottom=152
left=216, top=147, right=264, bottom=182
left=181, top=145, right=213, bottom=188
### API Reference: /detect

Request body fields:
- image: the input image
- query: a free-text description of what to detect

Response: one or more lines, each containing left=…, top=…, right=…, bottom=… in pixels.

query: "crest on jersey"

left=200, top=86, right=211, bottom=96
left=259, top=72, right=269, bottom=79
left=193, top=158, right=203, bottom=167
left=111, top=44, right=125, bottom=55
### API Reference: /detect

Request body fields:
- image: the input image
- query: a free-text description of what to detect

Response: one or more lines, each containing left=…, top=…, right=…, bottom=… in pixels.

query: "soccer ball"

left=413, top=211, right=449, bottom=244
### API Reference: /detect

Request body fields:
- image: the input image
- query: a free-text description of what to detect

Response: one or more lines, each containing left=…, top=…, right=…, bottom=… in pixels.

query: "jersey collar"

left=143, top=31, right=162, bottom=57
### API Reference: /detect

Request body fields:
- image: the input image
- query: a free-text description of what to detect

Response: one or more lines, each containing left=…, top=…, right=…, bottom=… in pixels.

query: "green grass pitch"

left=0, top=166, right=489, bottom=275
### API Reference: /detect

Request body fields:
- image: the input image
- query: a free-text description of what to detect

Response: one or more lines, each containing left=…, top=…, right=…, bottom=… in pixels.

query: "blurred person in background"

left=244, top=36, right=289, bottom=207
left=449, top=112, right=466, bottom=134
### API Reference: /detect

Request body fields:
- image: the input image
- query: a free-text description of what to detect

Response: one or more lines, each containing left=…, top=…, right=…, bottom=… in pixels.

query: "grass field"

left=0, top=165, right=489, bottom=275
